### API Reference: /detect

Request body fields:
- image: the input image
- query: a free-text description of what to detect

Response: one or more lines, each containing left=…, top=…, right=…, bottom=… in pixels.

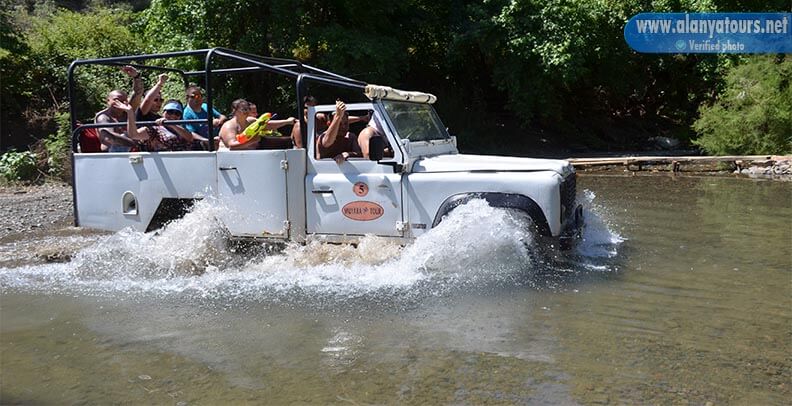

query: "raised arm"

left=264, top=117, right=298, bottom=130
left=319, top=101, right=346, bottom=149
left=141, top=74, right=167, bottom=116
left=113, top=100, right=149, bottom=140
left=120, top=66, right=144, bottom=110
left=348, top=111, right=371, bottom=124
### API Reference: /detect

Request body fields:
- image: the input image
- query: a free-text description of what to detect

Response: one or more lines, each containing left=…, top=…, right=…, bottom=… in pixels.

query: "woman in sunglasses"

left=137, top=73, right=168, bottom=122
left=147, top=100, right=194, bottom=151
left=111, top=93, right=194, bottom=152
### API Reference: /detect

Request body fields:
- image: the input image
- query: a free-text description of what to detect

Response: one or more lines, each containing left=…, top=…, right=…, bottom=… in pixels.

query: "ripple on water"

left=0, top=195, right=624, bottom=304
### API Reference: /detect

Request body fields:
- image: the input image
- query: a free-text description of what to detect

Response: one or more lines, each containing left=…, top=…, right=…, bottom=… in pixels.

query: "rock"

left=37, top=248, right=72, bottom=263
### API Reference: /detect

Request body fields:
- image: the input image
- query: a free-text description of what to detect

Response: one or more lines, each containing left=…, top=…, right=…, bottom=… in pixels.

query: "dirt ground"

left=0, top=183, right=73, bottom=242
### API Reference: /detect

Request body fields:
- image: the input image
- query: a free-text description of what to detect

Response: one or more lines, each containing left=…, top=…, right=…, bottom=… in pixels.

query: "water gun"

left=236, top=113, right=278, bottom=144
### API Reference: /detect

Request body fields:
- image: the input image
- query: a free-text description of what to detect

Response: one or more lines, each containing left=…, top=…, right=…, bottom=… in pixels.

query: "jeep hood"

left=411, top=154, right=573, bottom=176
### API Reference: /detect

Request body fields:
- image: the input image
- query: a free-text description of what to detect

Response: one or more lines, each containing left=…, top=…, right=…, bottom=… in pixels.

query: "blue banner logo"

left=624, top=13, right=791, bottom=53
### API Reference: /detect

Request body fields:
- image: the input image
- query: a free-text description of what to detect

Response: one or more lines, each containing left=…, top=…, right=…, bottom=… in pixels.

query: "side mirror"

left=368, top=136, right=385, bottom=161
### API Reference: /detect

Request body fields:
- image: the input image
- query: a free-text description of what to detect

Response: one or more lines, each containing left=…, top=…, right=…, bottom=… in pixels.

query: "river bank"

left=0, top=183, right=73, bottom=242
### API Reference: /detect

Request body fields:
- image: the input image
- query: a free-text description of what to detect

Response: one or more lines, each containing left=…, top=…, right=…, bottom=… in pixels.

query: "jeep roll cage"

left=66, top=47, right=367, bottom=155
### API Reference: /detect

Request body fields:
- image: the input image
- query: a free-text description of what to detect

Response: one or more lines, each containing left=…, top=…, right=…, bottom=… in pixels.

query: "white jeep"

left=70, top=49, right=583, bottom=249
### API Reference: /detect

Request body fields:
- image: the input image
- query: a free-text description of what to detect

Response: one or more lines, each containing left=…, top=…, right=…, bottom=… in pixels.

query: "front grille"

left=560, top=173, right=576, bottom=223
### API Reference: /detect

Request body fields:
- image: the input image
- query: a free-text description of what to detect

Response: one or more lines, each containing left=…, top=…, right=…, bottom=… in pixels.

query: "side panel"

left=74, top=152, right=217, bottom=232
left=216, top=150, right=289, bottom=238
left=403, top=171, right=563, bottom=237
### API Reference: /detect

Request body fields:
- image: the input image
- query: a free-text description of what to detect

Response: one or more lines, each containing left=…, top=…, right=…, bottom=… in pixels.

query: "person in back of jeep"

left=136, top=73, right=169, bottom=122
left=290, top=95, right=328, bottom=149
left=218, top=99, right=297, bottom=150
left=183, top=86, right=224, bottom=150
left=94, top=65, right=144, bottom=152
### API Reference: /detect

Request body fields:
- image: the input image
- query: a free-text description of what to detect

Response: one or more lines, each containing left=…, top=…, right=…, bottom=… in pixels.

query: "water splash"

left=576, top=190, right=625, bottom=259
left=0, top=195, right=623, bottom=300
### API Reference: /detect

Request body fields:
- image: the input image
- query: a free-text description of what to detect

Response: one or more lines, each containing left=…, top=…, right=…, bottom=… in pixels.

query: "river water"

left=0, top=175, right=789, bottom=405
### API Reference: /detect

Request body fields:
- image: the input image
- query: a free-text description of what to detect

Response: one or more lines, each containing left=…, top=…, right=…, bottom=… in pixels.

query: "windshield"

left=382, top=101, right=449, bottom=142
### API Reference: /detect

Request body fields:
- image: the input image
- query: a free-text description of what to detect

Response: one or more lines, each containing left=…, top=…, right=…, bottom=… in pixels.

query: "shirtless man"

left=316, top=100, right=364, bottom=164
left=94, top=66, right=145, bottom=152
left=218, top=99, right=296, bottom=150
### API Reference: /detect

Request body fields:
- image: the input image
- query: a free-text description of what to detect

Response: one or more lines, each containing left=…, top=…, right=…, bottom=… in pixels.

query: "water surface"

left=1, top=175, right=789, bottom=405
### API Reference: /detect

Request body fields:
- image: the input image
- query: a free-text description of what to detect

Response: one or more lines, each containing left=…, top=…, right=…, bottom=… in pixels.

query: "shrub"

left=18, top=2, right=144, bottom=121
left=34, top=112, right=72, bottom=183
left=0, top=150, right=39, bottom=182
left=693, top=56, right=792, bottom=155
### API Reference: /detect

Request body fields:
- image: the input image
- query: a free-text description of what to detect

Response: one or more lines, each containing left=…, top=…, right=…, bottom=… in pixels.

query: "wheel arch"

left=430, top=192, right=551, bottom=237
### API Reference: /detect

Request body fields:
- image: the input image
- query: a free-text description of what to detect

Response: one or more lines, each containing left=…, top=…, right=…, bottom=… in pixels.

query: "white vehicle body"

left=70, top=48, right=581, bottom=247
left=73, top=99, right=582, bottom=247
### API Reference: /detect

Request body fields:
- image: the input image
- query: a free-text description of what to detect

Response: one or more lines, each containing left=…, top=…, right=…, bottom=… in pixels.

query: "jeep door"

left=305, top=104, right=405, bottom=237
left=217, top=150, right=290, bottom=238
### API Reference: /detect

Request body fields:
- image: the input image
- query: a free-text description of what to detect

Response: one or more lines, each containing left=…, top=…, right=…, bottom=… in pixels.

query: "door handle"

left=219, top=166, right=237, bottom=171
left=312, top=189, right=334, bottom=194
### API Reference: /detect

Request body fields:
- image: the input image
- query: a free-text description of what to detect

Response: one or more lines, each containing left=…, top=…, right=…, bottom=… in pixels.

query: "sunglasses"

left=164, top=109, right=182, bottom=115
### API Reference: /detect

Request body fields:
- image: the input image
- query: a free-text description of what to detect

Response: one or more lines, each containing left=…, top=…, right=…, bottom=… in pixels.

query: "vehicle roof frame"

left=67, top=47, right=367, bottom=154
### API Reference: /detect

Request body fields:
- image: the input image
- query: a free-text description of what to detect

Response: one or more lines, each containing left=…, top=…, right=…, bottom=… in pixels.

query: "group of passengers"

left=91, top=66, right=386, bottom=162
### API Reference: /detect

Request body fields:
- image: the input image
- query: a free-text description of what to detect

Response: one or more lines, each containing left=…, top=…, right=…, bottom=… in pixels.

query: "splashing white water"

left=0, top=195, right=622, bottom=300
left=576, top=190, right=625, bottom=259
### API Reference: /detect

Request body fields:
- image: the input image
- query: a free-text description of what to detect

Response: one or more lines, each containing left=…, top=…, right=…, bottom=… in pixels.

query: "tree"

left=693, top=55, right=792, bottom=155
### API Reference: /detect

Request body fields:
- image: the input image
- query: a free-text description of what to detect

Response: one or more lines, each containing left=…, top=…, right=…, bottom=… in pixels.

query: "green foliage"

left=4, top=0, right=792, bottom=161
left=0, top=150, right=39, bottom=182
left=1, top=1, right=33, bottom=141
left=138, top=0, right=412, bottom=112
left=43, top=112, right=73, bottom=180
left=465, top=0, right=730, bottom=137
left=23, top=3, right=145, bottom=118
left=693, top=56, right=792, bottom=155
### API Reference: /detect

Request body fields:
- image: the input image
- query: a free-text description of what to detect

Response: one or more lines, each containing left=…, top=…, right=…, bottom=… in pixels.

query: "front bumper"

left=558, top=173, right=584, bottom=250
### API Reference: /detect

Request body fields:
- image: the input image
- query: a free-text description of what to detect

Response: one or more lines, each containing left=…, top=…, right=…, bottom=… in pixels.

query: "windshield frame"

left=378, top=100, right=451, bottom=142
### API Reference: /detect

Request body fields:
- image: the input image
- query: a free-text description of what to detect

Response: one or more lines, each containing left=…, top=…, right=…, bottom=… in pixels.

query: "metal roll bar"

left=67, top=47, right=369, bottom=153
left=67, top=47, right=372, bottom=225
